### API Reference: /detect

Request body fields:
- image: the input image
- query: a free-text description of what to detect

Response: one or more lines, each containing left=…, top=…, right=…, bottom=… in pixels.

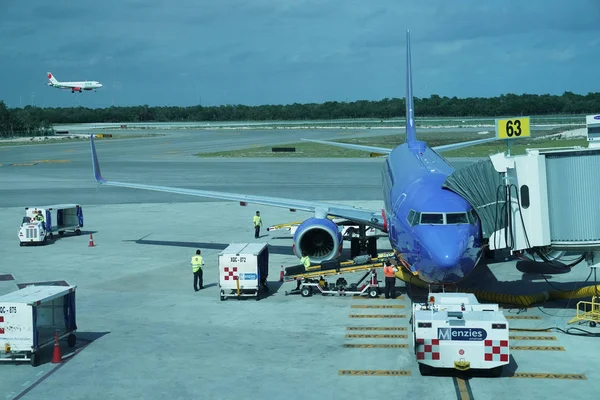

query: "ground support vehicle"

left=411, top=292, right=510, bottom=376
left=0, top=285, right=78, bottom=366
left=218, top=243, right=269, bottom=301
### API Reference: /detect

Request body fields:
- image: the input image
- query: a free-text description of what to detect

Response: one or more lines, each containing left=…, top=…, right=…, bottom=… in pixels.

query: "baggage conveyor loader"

left=283, top=252, right=395, bottom=298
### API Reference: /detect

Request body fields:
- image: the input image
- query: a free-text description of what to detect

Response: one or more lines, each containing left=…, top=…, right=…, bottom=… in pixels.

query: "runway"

left=0, top=128, right=596, bottom=400
left=0, top=128, right=475, bottom=208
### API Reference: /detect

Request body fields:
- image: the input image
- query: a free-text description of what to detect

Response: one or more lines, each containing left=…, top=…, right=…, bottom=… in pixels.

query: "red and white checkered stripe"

left=0, top=315, right=4, bottom=334
left=484, top=339, right=509, bottom=362
left=223, top=267, right=238, bottom=281
left=416, top=338, right=440, bottom=360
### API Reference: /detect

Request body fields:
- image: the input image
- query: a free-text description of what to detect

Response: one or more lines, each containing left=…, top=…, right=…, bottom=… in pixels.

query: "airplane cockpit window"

left=420, top=213, right=444, bottom=225
left=446, top=212, right=469, bottom=224
left=468, top=209, right=479, bottom=224
left=407, top=210, right=421, bottom=226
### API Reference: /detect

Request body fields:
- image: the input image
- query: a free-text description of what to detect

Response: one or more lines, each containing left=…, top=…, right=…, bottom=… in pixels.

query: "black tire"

left=59, top=231, right=64, bottom=237
left=301, top=287, right=312, bottom=297
left=368, top=288, right=379, bottom=298
left=30, top=352, right=40, bottom=367
left=67, top=334, right=76, bottom=348
left=220, top=293, right=226, bottom=301
left=490, top=365, right=503, bottom=377
left=256, top=290, right=260, bottom=301
left=418, top=363, right=433, bottom=376
left=75, top=229, right=81, bottom=236
left=367, top=238, right=378, bottom=259
left=20, top=242, right=23, bottom=247
left=590, top=321, right=596, bottom=328
left=350, top=238, right=360, bottom=258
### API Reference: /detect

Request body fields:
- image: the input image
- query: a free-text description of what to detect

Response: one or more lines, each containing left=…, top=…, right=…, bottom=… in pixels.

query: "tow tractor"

left=284, top=253, right=395, bottom=298
left=411, top=292, right=510, bottom=377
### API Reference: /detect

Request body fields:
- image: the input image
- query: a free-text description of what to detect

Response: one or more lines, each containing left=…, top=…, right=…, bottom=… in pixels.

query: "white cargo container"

left=218, top=243, right=269, bottom=301
left=0, top=285, right=78, bottom=366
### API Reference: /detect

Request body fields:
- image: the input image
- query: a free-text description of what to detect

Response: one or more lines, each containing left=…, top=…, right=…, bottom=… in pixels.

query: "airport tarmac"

left=1, top=129, right=598, bottom=400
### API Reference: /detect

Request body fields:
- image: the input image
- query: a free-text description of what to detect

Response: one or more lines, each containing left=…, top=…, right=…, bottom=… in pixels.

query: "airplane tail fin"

left=47, top=72, right=59, bottom=85
left=405, top=30, right=417, bottom=145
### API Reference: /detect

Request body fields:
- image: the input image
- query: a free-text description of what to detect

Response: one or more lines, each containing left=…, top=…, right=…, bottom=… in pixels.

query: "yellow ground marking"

left=346, top=327, right=407, bottom=331
left=338, top=370, right=411, bottom=376
left=510, top=346, right=565, bottom=351
left=511, top=373, right=586, bottom=380
left=349, top=314, right=405, bottom=318
left=351, top=305, right=405, bottom=309
left=343, top=344, right=408, bottom=348
left=345, top=334, right=408, bottom=339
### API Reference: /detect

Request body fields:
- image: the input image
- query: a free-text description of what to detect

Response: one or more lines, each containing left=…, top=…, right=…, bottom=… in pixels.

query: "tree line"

left=1, top=91, right=599, bottom=138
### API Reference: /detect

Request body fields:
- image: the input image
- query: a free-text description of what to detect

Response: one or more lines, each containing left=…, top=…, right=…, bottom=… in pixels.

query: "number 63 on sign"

left=495, top=117, right=531, bottom=139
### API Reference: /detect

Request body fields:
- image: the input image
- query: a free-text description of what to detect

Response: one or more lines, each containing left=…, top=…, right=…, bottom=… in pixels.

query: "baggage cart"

left=18, top=204, right=84, bottom=246
left=218, top=243, right=269, bottom=301
left=0, top=285, right=78, bottom=366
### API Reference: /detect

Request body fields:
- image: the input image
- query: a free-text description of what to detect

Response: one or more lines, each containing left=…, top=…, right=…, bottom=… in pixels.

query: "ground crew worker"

left=296, top=252, right=311, bottom=290
left=253, top=211, right=263, bottom=239
left=191, top=249, right=205, bottom=291
left=35, top=211, right=46, bottom=230
left=383, top=259, right=399, bottom=299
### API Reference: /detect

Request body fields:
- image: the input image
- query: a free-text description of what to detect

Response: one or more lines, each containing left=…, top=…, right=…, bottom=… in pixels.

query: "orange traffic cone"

left=51, top=331, right=62, bottom=364
left=279, top=265, right=284, bottom=282
left=88, top=234, right=95, bottom=247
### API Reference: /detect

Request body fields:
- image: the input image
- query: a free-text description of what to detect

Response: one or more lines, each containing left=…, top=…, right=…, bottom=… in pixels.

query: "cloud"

left=0, top=0, right=599, bottom=108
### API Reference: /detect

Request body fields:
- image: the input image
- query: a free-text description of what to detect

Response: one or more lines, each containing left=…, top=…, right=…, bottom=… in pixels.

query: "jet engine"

left=292, top=217, right=343, bottom=263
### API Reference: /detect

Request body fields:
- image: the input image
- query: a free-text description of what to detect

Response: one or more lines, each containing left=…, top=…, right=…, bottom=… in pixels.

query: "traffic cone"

left=51, top=331, right=62, bottom=364
left=279, top=265, right=284, bottom=282
left=88, top=234, right=95, bottom=247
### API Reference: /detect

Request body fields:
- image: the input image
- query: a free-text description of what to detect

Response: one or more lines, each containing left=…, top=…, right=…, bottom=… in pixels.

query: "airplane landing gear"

left=349, top=224, right=378, bottom=259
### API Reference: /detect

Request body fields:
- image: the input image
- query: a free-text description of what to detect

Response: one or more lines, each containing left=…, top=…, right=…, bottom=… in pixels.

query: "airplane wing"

left=89, top=135, right=388, bottom=230
left=301, top=136, right=498, bottom=154
left=300, top=139, right=393, bottom=154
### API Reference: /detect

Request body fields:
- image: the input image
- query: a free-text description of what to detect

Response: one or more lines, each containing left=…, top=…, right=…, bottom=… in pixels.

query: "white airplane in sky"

left=47, top=72, right=103, bottom=93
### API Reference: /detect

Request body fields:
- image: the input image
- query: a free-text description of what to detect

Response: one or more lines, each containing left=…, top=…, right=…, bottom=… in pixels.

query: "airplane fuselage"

left=382, top=140, right=483, bottom=284
left=48, top=81, right=102, bottom=92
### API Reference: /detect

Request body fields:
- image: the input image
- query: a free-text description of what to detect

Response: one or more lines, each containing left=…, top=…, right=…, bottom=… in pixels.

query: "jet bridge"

left=443, top=140, right=600, bottom=265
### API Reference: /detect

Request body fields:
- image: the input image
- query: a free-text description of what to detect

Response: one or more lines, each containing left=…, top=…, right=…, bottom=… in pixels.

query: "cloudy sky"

left=1, top=0, right=599, bottom=109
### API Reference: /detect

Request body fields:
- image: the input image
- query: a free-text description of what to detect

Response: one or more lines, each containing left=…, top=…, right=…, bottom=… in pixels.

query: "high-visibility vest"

left=253, top=216, right=262, bottom=226
left=384, top=266, right=396, bottom=278
left=191, top=255, right=204, bottom=272
left=301, top=256, right=310, bottom=268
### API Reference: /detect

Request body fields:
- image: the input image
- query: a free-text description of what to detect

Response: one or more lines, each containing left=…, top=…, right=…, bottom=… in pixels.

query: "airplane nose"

left=420, top=227, right=469, bottom=268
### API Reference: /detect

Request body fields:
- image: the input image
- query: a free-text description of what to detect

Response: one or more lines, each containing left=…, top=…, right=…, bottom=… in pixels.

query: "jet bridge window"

left=446, top=212, right=469, bottom=224
left=420, top=213, right=444, bottom=225
left=520, top=185, right=530, bottom=209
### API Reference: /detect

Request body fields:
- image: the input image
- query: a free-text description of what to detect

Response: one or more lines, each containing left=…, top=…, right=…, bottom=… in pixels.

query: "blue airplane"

left=89, top=30, right=497, bottom=285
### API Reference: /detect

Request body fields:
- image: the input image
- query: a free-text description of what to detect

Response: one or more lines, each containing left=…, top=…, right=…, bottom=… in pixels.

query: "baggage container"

left=0, top=285, right=78, bottom=366
left=218, top=243, right=269, bottom=301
